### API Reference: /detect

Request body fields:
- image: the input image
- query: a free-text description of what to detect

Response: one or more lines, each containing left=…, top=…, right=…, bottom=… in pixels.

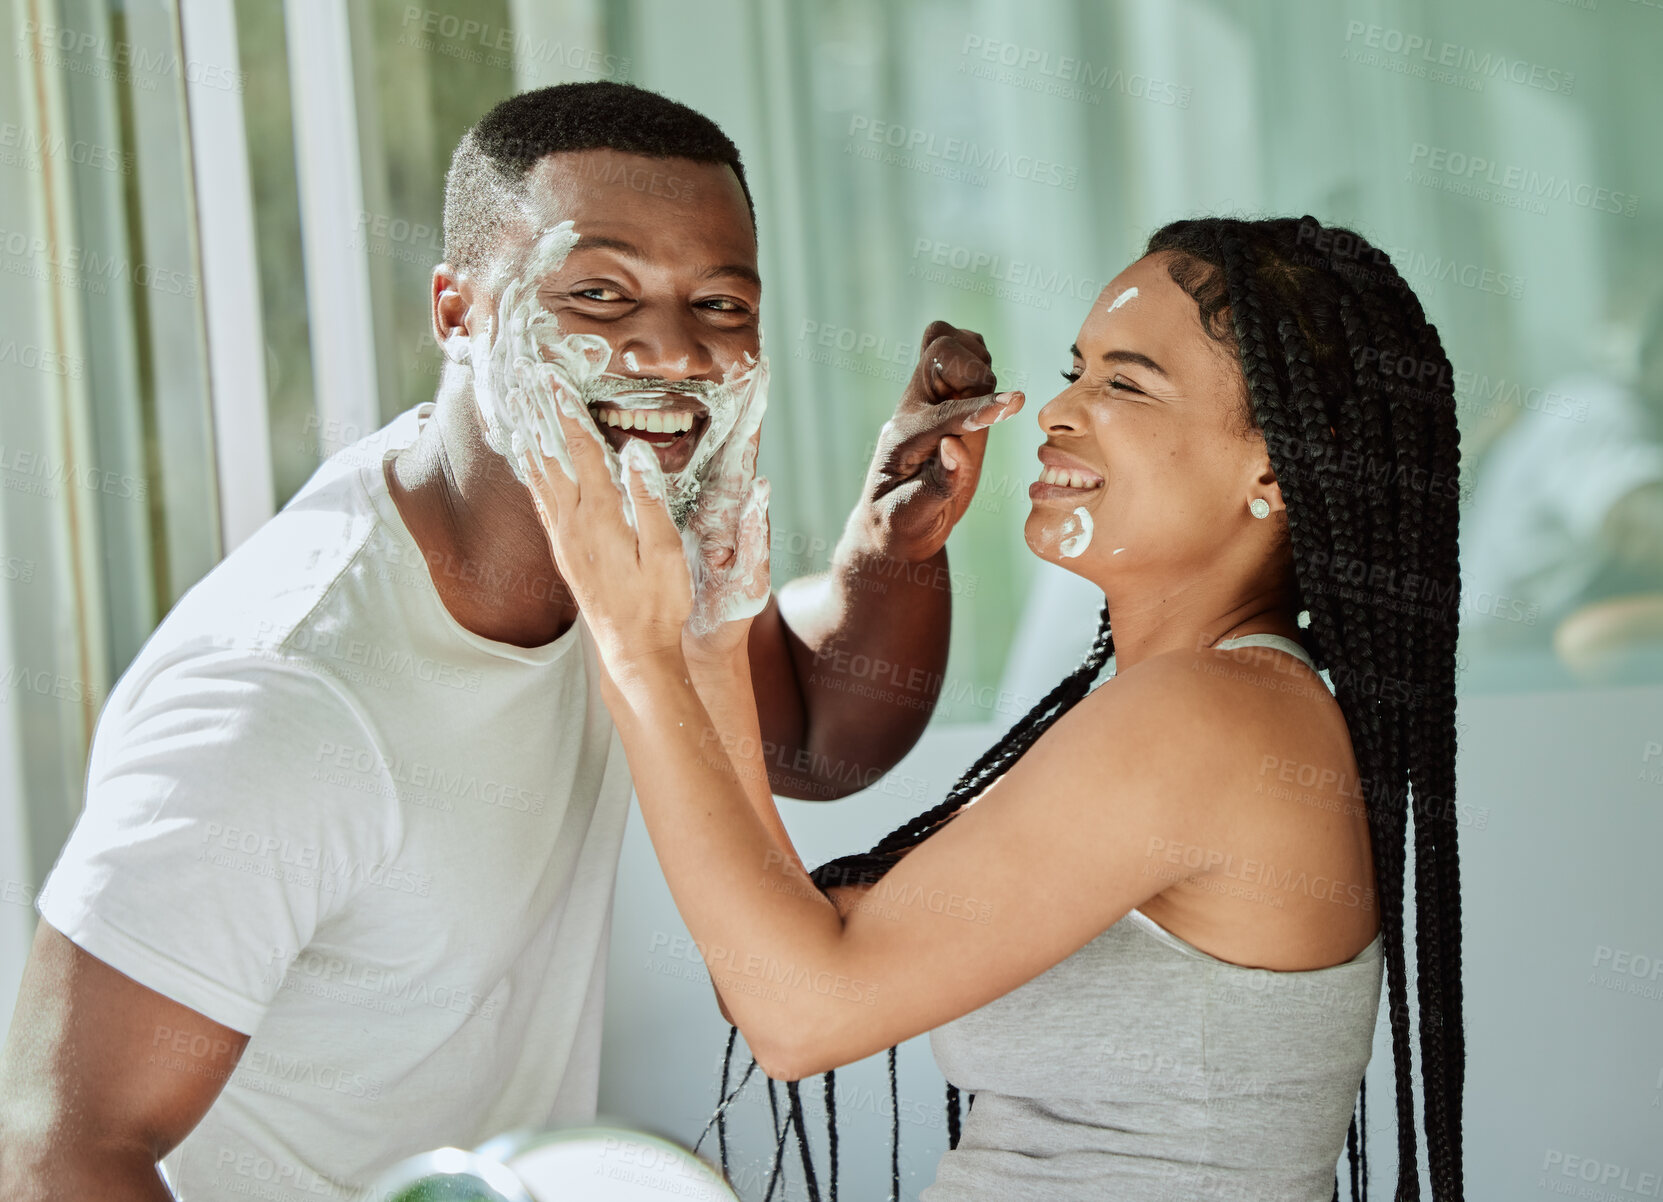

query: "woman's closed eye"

left=1060, top=368, right=1144, bottom=395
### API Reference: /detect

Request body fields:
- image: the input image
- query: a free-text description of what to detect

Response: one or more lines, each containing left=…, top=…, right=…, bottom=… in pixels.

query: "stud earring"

left=1248, top=497, right=1270, bottom=519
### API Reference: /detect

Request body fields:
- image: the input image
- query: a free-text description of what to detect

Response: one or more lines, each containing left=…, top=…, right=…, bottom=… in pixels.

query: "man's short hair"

left=442, top=81, right=755, bottom=277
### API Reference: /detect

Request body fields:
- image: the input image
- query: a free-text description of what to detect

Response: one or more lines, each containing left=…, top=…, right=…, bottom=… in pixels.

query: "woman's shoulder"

left=1053, top=637, right=1356, bottom=818
left=1081, top=634, right=1332, bottom=723
left=1079, top=642, right=1374, bottom=968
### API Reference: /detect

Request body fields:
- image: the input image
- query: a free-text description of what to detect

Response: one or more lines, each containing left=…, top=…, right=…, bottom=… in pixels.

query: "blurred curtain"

left=0, top=0, right=222, bottom=1017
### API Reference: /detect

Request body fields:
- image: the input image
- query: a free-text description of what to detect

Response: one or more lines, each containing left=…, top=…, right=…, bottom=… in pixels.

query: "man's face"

left=463, top=149, right=763, bottom=525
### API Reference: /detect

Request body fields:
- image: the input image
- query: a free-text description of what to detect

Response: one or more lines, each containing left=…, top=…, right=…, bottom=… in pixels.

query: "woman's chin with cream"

left=1024, top=492, right=1109, bottom=570
left=1024, top=451, right=1112, bottom=570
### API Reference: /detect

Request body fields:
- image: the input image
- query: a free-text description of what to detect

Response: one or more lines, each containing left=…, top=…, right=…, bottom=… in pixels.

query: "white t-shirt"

left=36, top=405, right=634, bottom=1199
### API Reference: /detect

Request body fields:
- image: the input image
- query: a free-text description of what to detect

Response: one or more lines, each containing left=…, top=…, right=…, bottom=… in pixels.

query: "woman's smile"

left=1030, top=447, right=1106, bottom=503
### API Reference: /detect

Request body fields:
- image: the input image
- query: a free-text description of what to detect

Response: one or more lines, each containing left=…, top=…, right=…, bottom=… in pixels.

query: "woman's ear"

left=1256, top=463, right=1287, bottom=516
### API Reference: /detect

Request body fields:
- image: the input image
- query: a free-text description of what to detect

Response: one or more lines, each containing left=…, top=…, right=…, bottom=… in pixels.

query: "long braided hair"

left=698, top=216, right=1463, bottom=1201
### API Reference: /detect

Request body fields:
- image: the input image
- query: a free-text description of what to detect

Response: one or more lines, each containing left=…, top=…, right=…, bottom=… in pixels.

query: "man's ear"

left=433, top=263, right=475, bottom=364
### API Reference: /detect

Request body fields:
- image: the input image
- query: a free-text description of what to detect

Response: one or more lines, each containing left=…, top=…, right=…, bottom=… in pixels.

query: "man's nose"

left=613, top=311, right=719, bottom=380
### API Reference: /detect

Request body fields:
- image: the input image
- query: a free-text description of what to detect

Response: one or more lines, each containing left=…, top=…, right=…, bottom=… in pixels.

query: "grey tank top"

left=922, top=633, right=1383, bottom=1202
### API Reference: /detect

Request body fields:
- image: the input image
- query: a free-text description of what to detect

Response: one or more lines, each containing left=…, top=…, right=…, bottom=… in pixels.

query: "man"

left=0, top=83, right=1018, bottom=1198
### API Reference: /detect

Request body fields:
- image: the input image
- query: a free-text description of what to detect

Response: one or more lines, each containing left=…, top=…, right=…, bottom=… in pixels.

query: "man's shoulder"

left=166, top=473, right=384, bottom=659
left=287, top=405, right=427, bottom=505
left=117, top=422, right=433, bottom=711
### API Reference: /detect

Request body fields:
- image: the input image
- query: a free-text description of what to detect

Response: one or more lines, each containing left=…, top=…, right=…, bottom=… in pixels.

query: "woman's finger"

left=519, top=447, right=578, bottom=590
left=737, top=421, right=763, bottom=479
left=620, top=440, right=683, bottom=559
left=517, top=404, right=580, bottom=518
left=739, top=474, right=773, bottom=602
left=519, top=447, right=551, bottom=518
left=549, top=403, right=625, bottom=526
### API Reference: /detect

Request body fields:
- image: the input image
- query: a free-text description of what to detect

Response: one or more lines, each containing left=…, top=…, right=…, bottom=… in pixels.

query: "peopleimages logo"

left=1343, top=21, right=1576, bottom=94
left=909, top=238, right=1109, bottom=306
left=0, top=122, right=132, bottom=175
left=846, top=116, right=1080, bottom=190
left=0, top=227, right=199, bottom=296
left=1408, top=143, right=1639, bottom=217
left=17, top=17, right=245, bottom=92
left=958, top=34, right=1192, bottom=108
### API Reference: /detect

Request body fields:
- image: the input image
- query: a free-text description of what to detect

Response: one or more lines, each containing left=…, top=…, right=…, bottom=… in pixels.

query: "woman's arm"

left=520, top=396, right=1224, bottom=1080
left=685, top=645, right=808, bottom=877
left=604, top=644, right=1231, bottom=1080
left=683, top=645, right=816, bottom=1027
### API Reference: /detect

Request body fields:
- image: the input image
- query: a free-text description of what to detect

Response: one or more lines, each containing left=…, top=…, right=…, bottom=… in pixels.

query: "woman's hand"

left=681, top=361, right=773, bottom=663
left=517, top=390, right=693, bottom=685
left=681, top=423, right=771, bottom=666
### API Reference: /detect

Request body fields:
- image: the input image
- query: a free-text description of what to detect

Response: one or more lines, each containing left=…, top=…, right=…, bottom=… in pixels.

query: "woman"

left=519, top=216, right=1463, bottom=1201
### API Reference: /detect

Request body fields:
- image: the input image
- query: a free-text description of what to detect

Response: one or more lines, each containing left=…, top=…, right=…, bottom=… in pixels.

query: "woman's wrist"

left=599, top=643, right=690, bottom=709
left=682, top=621, right=756, bottom=681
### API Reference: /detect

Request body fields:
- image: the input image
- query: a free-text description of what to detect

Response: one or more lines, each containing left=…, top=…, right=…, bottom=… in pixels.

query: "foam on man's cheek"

left=470, top=220, right=686, bottom=536
left=471, top=220, right=615, bottom=486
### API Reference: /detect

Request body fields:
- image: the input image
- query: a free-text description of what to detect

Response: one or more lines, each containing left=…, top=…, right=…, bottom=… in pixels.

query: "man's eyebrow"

left=1070, top=343, right=1169, bottom=376
left=569, top=234, right=643, bottom=256
left=565, top=235, right=760, bottom=288
left=699, top=263, right=762, bottom=287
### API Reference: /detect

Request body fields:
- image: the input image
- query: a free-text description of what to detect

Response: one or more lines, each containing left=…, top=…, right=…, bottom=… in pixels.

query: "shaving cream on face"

left=1106, top=285, right=1139, bottom=313
left=1058, top=505, right=1094, bottom=558
left=468, top=221, right=609, bottom=483
left=680, top=358, right=771, bottom=636
left=463, top=219, right=773, bottom=634
left=466, top=220, right=769, bottom=534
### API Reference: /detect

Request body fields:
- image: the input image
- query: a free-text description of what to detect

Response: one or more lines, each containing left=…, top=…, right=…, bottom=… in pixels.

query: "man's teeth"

left=592, top=407, right=696, bottom=433
left=1039, top=467, right=1104, bottom=489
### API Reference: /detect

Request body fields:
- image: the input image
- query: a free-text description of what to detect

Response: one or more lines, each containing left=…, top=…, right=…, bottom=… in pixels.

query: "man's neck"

left=383, top=386, right=580, bottom=648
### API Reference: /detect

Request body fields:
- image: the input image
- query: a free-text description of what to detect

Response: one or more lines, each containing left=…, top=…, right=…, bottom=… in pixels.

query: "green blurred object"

left=387, top=1173, right=519, bottom=1202
left=374, top=1147, right=533, bottom=1202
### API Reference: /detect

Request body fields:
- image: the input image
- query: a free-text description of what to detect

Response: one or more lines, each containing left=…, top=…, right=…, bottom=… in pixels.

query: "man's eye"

left=697, top=298, right=750, bottom=314
left=572, top=287, right=625, bottom=302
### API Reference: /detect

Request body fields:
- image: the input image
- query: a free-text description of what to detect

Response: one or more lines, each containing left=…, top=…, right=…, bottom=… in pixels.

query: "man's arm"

left=748, top=321, right=1022, bottom=799
left=0, top=921, right=248, bottom=1199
